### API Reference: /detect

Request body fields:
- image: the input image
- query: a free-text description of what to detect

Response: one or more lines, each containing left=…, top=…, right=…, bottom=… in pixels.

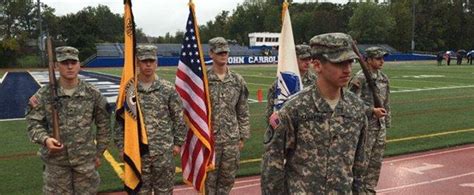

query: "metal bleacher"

left=96, top=43, right=268, bottom=57
left=358, top=44, right=399, bottom=54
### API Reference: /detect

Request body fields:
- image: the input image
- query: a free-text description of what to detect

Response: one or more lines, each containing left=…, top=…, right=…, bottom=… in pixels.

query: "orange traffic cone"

left=257, top=88, right=263, bottom=103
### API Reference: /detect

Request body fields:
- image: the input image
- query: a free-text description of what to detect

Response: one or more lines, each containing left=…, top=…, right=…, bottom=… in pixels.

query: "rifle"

left=46, top=36, right=61, bottom=142
left=350, top=42, right=383, bottom=108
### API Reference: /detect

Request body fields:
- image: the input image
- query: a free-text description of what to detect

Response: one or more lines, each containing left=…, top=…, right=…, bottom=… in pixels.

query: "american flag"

left=175, top=2, right=214, bottom=193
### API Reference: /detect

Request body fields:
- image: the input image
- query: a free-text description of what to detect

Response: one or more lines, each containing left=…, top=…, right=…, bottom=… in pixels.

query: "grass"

left=2, top=61, right=474, bottom=193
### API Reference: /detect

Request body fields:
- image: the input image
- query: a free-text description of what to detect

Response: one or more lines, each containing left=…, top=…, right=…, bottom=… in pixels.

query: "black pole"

left=411, top=0, right=416, bottom=52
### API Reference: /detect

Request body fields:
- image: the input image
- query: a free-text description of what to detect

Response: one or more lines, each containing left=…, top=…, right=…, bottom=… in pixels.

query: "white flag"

left=274, top=3, right=302, bottom=110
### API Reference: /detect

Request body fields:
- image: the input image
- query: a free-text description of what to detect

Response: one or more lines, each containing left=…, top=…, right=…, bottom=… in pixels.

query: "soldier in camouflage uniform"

left=26, top=46, right=111, bottom=195
left=205, top=37, right=250, bottom=195
left=261, top=33, right=369, bottom=194
left=114, top=45, right=186, bottom=194
left=348, top=46, right=391, bottom=194
left=265, top=44, right=317, bottom=124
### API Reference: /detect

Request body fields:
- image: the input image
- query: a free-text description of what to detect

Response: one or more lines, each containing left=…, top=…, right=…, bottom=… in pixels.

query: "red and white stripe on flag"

left=175, top=2, right=214, bottom=193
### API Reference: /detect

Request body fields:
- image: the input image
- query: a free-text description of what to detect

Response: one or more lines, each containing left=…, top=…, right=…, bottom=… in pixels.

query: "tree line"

left=0, top=0, right=473, bottom=67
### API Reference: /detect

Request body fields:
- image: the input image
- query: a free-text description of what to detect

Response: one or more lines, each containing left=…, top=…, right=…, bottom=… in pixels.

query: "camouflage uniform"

left=266, top=44, right=317, bottom=123
left=115, top=45, right=186, bottom=194
left=26, top=46, right=111, bottom=195
left=261, top=33, right=368, bottom=194
left=205, top=37, right=250, bottom=195
left=348, top=47, right=391, bottom=193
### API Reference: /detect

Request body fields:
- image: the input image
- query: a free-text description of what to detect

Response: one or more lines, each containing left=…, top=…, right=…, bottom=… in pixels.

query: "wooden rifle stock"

left=350, top=42, right=383, bottom=108
left=46, top=37, right=61, bottom=142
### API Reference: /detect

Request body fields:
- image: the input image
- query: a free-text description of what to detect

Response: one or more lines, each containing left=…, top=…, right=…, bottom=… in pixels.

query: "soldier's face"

left=56, top=60, right=80, bottom=80
left=297, top=58, right=311, bottom=74
left=368, top=57, right=384, bottom=70
left=315, top=59, right=352, bottom=88
left=138, top=59, right=157, bottom=77
left=210, top=51, right=229, bottom=66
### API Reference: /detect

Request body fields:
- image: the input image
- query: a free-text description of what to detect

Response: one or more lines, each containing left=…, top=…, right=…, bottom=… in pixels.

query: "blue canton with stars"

left=180, top=9, right=204, bottom=78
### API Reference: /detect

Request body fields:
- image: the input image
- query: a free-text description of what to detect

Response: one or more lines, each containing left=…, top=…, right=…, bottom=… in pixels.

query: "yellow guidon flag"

left=116, top=0, right=148, bottom=193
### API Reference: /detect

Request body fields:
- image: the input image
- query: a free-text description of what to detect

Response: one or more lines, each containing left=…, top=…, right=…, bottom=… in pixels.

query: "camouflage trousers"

left=205, top=141, right=241, bottom=195
left=43, top=161, right=99, bottom=195
left=363, top=128, right=387, bottom=193
left=138, top=152, right=175, bottom=195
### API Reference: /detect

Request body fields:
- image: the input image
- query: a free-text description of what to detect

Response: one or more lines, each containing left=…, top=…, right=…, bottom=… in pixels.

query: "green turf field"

left=2, top=61, right=474, bottom=194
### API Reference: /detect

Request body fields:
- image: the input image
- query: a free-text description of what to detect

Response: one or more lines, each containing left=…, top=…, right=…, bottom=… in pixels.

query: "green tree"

left=56, top=5, right=123, bottom=60
left=349, top=2, right=395, bottom=44
left=388, top=0, right=412, bottom=51
left=0, top=0, right=40, bottom=67
left=412, top=0, right=450, bottom=51
left=199, top=11, right=231, bottom=42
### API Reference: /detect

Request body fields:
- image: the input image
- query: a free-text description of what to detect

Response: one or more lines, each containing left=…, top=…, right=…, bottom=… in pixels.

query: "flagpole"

left=282, top=0, right=288, bottom=23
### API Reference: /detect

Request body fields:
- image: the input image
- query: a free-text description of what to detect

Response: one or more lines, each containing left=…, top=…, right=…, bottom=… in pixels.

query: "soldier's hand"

left=239, top=140, right=244, bottom=151
left=269, top=112, right=280, bottom=129
left=173, top=145, right=181, bottom=156
left=45, top=137, right=63, bottom=153
left=29, top=95, right=39, bottom=108
left=373, top=108, right=387, bottom=118
left=94, top=157, right=102, bottom=168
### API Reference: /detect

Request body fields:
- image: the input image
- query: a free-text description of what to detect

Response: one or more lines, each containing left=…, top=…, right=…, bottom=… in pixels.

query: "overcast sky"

left=41, top=0, right=347, bottom=37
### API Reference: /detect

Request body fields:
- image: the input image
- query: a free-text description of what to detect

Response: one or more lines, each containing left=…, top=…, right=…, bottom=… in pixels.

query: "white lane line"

left=377, top=172, right=474, bottom=193
left=232, top=183, right=261, bottom=190
left=383, top=146, right=474, bottom=164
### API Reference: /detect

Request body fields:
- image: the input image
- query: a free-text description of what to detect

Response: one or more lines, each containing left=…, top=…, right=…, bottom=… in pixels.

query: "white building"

left=248, top=32, right=280, bottom=48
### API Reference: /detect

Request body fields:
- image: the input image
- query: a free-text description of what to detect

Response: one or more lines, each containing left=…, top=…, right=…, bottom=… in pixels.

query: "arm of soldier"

left=265, top=81, right=276, bottom=124
left=26, top=91, right=50, bottom=146
left=352, top=115, right=369, bottom=193
left=93, top=93, right=112, bottom=160
left=261, top=110, right=294, bottom=195
left=384, top=81, right=392, bottom=128
left=170, top=90, right=186, bottom=155
left=237, top=80, right=251, bottom=144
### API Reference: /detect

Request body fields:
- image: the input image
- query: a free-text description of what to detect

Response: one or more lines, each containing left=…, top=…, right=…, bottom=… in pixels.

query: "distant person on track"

left=26, top=46, right=111, bottom=194
left=436, top=51, right=444, bottom=66
left=467, top=50, right=474, bottom=65
left=114, top=45, right=187, bottom=194
left=265, top=44, right=317, bottom=127
left=205, top=37, right=250, bottom=194
left=261, top=33, right=369, bottom=194
left=456, top=51, right=463, bottom=65
left=445, top=51, right=452, bottom=66
left=348, top=46, right=391, bottom=194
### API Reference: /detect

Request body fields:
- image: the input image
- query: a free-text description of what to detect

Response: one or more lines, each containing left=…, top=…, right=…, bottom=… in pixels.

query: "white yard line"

left=27, top=71, right=42, bottom=87
left=391, top=85, right=474, bottom=93
left=0, top=72, right=8, bottom=84
left=393, top=78, right=462, bottom=85
left=0, top=118, right=25, bottom=122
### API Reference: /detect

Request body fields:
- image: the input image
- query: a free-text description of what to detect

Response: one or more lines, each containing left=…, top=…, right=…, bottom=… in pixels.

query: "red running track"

left=101, top=144, right=474, bottom=195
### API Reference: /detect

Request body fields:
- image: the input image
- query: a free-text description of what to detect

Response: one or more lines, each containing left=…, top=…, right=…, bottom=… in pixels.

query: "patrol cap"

left=365, top=46, right=388, bottom=58
left=136, top=44, right=157, bottom=61
left=309, top=32, right=358, bottom=63
left=55, top=46, right=79, bottom=62
left=295, top=44, right=311, bottom=59
left=209, top=37, right=230, bottom=53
